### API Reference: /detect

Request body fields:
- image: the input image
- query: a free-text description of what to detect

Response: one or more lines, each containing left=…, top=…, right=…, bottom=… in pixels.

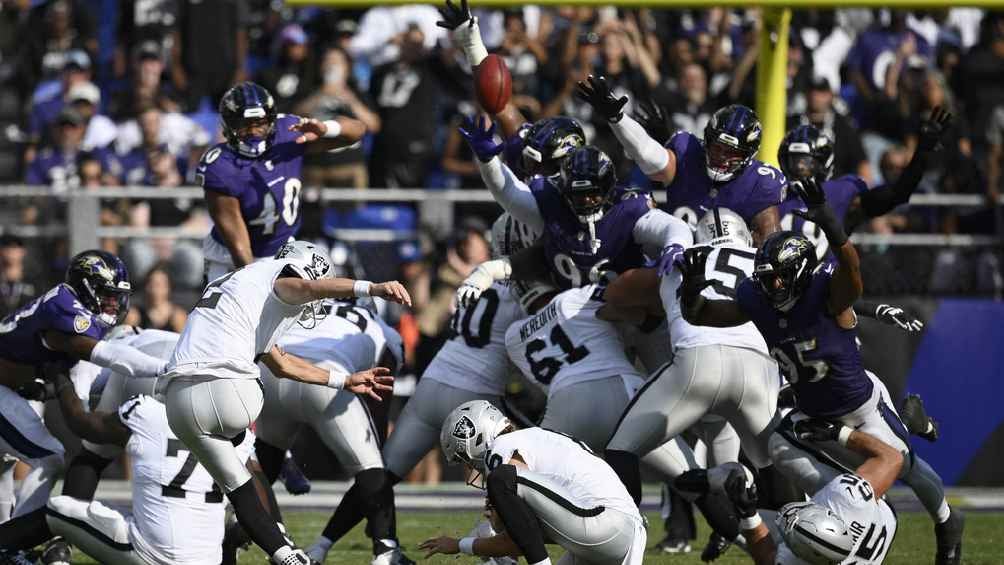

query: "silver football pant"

left=45, top=496, right=148, bottom=565
left=607, top=345, right=780, bottom=469
left=164, top=376, right=262, bottom=492
left=516, top=469, right=646, bottom=565
left=257, top=366, right=382, bottom=475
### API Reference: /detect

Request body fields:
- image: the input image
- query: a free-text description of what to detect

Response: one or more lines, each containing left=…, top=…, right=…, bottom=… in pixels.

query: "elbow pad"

left=90, top=341, right=167, bottom=379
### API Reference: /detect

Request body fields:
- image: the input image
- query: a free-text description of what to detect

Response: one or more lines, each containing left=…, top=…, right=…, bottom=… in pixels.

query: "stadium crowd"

left=0, top=3, right=1002, bottom=368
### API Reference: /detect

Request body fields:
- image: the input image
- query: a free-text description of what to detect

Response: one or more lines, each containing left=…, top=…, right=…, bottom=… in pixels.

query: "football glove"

left=875, top=303, right=924, bottom=332
left=459, top=116, right=504, bottom=163
left=918, top=106, right=953, bottom=153
left=575, top=75, right=629, bottom=123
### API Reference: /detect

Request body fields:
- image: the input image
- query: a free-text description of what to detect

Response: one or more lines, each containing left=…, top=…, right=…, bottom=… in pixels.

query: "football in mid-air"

left=475, top=54, right=512, bottom=114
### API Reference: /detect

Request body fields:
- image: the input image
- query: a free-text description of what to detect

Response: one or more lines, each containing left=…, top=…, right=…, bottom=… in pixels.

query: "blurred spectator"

left=0, top=235, right=36, bottom=318
left=903, top=71, right=974, bottom=195
left=348, top=5, right=446, bottom=66
left=441, top=102, right=482, bottom=188
left=653, top=62, right=713, bottom=135
left=789, top=77, right=871, bottom=182
left=368, top=24, right=443, bottom=188
left=26, top=49, right=91, bottom=152
left=124, top=263, right=187, bottom=332
left=497, top=11, right=546, bottom=119
left=16, top=0, right=96, bottom=101
left=846, top=11, right=931, bottom=104
left=297, top=47, right=380, bottom=188
left=111, top=106, right=184, bottom=186
left=25, top=107, right=91, bottom=188
left=984, top=105, right=1004, bottom=207
left=108, top=40, right=180, bottom=120
left=171, top=0, right=248, bottom=110
left=959, top=13, right=1004, bottom=146
left=64, top=81, right=117, bottom=151
left=257, top=24, right=318, bottom=113
left=114, top=0, right=178, bottom=79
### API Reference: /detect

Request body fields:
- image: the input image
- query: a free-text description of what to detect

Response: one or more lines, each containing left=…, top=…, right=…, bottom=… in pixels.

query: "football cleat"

left=935, top=509, right=964, bottom=565
left=280, top=455, right=312, bottom=496
left=371, top=548, right=416, bottom=565
left=654, top=535, right=692, bottom=554
left=901, top=394, right=940, bottom=442
left=40, top=538, right=71, bottom=565
left=700, top=532, right=731, bottom=562
left=0, top=550, right=36, bottom=565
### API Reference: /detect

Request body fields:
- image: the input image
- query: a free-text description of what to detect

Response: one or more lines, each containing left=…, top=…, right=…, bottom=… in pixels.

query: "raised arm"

left=789, top=178, right=862, bottom=318
left=289, top=115, right=368, bottom=154
left=630, top=208, right=694, bottom=259
left=793, top=420, right=903, bottom=498
left=576, top=75, right=678, bottom=185
left=42, top=331, right=166, bottom=378
left=458, top=116, right=544, bottom=231
left=272, top=277, right=411, bottom=307
left=854, top=300, right=924, bottom=332
left=749, top=206, right=781, bottom=247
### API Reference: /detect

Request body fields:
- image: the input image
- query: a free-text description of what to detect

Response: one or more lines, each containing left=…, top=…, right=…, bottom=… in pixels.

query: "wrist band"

left=837, top=426, right=853, bottom=447
left=739, top=514, right=762, bottom=531
left=322, top=119, right=342, bottom=138
left=459, top=537, right=476, bottom=555
left=353, top=280, right=372, bottom=298
left=326, top=368, right=346, bottom=389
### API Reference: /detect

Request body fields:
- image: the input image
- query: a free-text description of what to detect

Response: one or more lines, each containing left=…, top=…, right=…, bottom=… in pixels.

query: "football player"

left=690, top=424, right=902, bottom=565
left=680, top=183, right=963, bottom=564
left=0, top=380, right=254, bottom=565
left=162, top=240, right=410, bottom=565
left=200, top=82, right=367, bottom=282
left=777, top=108, right=951, bottom=260
left=455, top=142, right=691, bottom=294
left=253, top=297, right=411, bottom=565
left=0, top=251, right=167, bottom=521
left=576, top=76, right=784, bottom=244
left=422, top=401, right=646, bottom=565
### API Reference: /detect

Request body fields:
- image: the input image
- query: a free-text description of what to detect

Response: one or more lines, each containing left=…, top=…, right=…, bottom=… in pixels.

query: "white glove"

left=455, top=259, right=511, bottom=308
left=875, top=304, right=924, bottom=332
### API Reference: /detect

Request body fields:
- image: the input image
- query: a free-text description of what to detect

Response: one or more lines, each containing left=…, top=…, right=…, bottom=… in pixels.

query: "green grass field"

left=65, top=510, right=1004, bottom=564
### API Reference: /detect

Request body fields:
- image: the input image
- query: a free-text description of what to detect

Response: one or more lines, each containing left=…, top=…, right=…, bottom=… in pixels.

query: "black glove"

left=724, top=468, right=759, bottom=519
left=901, top=393, right=940, bottom=442
left=16, top=378, right=57, bottom=402
left=791, top=177, right=848, bottom=248
left=777, top=386, right=798, bottom=410
left=674, top=468, right=710, bottom=496
left=575, top=75, right=629, bottom=123
left=875, top=303, right=924, bottom=332
left=436, top=0, right=472, bottom=30
left=633, top=99, right=672, bottom=145
left=917, top=106, right=952, bottom=153
left=793, top=418, right=847, bottom=443
left=677, top=246, right=714, bottom=322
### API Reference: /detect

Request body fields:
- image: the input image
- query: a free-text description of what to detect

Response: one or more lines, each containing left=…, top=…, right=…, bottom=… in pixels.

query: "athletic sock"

left=307, top=536, right=333, bottom=562
left=227, top=479, right=288, bottom=556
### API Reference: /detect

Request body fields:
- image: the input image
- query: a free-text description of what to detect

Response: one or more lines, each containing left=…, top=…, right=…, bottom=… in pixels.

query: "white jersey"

left=487, top=428, right=641, bottom=521
left=70, top=329, right=179, bottom=402
left=278, top=301, right=403, bottom=373
left=505, top=284, right=644, bottom=395
left=661, top=245, right=767, bottom=353
left=778, top=473, right=897, bottom=565
left=167, top=259, right=304, bottom=379
left=119, top=395, right=254, bottom=565
left=424, top=283, right=524, bottom=396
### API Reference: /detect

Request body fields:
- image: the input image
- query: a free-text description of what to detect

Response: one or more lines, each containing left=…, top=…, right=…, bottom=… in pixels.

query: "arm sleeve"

left=90, top=341, right=168, bottom=379
left=853, top=300, right=881, bottom=319
left=631, top=209, right=695, bottom=258
left=609, top=114, right=671, bottom=176
left=477, top=157, right=545, bottom=232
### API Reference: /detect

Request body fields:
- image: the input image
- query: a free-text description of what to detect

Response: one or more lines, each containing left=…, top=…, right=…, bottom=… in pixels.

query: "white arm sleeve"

left=90, top=341, right=168, bottom=379
left=452, top=17, right=489, bottom=67
left=632, top=209, right=694, bottom=258
left=610, top=114, right=671, bottom=176
left=477, top=157, right=545, bottom=232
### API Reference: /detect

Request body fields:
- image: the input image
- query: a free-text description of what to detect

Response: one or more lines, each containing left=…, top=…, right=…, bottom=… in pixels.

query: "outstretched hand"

left=436, top=0, right=472, bottom=31
left=459, top=115, right=504, bottom=162
left=419, top=535, right=460, bottom=557
left=345, top=367, right=394, bottom=401
left=575, top=75, right=629, bottom=123
left=371, top=281, right=412, bottom=307
left=918, top=106, right=953, bottom=153
left=634, top=99, right=671, bottom=145
left=289, top=117, right=330, bottom=144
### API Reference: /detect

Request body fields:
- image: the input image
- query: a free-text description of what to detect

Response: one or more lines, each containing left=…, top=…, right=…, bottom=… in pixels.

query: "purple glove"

left=459, top=115, right=504, bottom=163
left=656, top=243, right=686, bottom=277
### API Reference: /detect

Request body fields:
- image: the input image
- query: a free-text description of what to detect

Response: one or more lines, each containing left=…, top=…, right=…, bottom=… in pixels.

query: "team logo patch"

left=777, top=238, right=810, bottom=263
left=453, top=416, right=476, bottom=439
left=73, top=314, right=91, bottom=333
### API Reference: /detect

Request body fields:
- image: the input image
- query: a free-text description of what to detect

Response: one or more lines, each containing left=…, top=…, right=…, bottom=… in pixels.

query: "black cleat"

left=280, top=456, right=312, bottom=495
left=935, top=509, right=964, bottom=565
left=40, top=538, right=70, bottom=565
left=700, top=532, right=731, bottom=562
left=901, top=394, right=940, bottom=442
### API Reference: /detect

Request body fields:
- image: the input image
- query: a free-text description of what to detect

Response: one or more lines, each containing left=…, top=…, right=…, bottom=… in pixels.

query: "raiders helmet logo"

left=452, top=416, right=476, bottom=439
left=303, top=254, right=330, bottom=280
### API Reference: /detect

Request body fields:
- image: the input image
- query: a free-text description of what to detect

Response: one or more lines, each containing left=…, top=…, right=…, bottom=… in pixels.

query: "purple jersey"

left=0, top=284, right=107, bottom=367
left=663, top=131, right=785, bottom=229
left=196, top=114, right=307, bottom=257
left=530, top=178, right=651, bottom=289
left=779, top=175, right=868, bottom=262
left=736, top=264, right=872, bottom=418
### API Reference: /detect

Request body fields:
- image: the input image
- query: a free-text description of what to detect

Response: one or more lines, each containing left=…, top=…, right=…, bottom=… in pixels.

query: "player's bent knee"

left=46, top=495, right=89, bottom=522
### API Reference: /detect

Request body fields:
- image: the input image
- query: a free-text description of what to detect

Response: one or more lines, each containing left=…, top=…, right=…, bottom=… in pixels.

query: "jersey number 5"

left=249, top=178, right=302, bottom=235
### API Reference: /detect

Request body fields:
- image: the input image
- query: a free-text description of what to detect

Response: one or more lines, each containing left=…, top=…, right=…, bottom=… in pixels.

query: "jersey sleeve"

left=273, top=114, right=309, bottom=152
left=45, top=288, right=105, bottom=341
left=748, top=163, right=787, bottom=215
left=816, top=473, right=878, bottom=516
left=487, top=433, right=533, bottom=471
left=195, top=145, right=242, bottom=197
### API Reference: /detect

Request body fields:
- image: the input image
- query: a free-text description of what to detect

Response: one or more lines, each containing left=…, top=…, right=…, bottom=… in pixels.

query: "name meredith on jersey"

left=518, top=302, right=559, bottom=342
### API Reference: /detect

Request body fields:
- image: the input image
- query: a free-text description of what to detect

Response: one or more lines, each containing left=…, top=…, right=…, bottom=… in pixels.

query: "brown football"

left=475, top=54, right=512, bottom=114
